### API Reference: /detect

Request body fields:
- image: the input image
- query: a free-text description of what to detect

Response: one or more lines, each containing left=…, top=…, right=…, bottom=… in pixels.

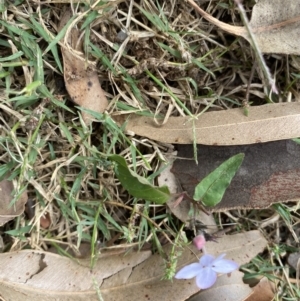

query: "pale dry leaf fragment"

left=59, top=9, right=108, bottom=124
left=157, top=151, right=178, bottom=194
left=245, top=277, right=275, bottom=301
left=0, top=231, right=267, bottom=301
left=187, top=0, right=300, bottom=55
left=0, top=179, right=27, bottom=226
left=204, top=231, right=267, bottom=265
left=115, top=103, right=300, bottom=145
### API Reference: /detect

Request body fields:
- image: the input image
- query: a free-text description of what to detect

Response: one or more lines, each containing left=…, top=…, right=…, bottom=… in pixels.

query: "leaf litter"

left=0, top=231, right=266, bottom=301
left=115, top=102, right=300, bottom=145
left=187, top=0, right=300, bottom=55
left=0, top=0, right=300, bottom=300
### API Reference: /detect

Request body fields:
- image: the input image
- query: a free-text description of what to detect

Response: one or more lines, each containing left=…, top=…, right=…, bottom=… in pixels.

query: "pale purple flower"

left=175, top=253, right=239, bottom=289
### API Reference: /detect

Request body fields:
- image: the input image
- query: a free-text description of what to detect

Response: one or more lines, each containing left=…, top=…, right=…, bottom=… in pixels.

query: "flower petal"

left=214, top=253, right=226, bottom=261
left=211, top=255, right=239, bottom=274
left=175, top=263, right=202, bottom=279
left=195, top=267, right=217, bottom=289
left=199, top=254, right=215, bottom=267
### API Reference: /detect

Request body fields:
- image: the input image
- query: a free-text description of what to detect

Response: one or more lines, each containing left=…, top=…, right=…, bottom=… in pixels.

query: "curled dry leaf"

left=0, top=179, right=27, bottom=226
left=0, top=231, right=267, bottom=301
left=187, top=0, right=300, bottom=55
left=58, top=9, right=108, bottom=124
left=115, top=103, right=300, bottom=145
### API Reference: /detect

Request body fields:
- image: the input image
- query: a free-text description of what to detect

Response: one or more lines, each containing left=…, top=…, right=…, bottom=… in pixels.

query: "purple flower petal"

left=195, top=266, right=217, bottom=289
left=212, top=256, right=239, bottom=274
left=175, top=263, right=202, bottom=279
left=175, top=253, right=239, bottom=290
left=199, top=254, right=215, bottom=267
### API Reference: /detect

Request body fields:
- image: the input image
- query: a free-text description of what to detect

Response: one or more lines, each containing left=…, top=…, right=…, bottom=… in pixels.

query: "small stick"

left=234, top=0, right=278, bottom=94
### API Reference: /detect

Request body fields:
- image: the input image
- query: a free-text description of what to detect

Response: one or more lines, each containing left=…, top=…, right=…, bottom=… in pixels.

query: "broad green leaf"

left=193, top=153, right=245, bottom=206
left=110, top=155, right=170, bottom=204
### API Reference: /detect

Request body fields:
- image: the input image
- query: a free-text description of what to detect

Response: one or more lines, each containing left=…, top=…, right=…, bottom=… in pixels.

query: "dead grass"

left=1, top=0, right=300, bottom=298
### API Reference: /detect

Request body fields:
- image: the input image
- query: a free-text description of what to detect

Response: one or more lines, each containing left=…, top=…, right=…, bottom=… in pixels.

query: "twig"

left=234, top=0, right=277, bottom=94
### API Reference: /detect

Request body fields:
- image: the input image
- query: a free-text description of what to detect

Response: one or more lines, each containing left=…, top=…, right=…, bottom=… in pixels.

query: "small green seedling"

left=193, top=153, right=245, bottom=207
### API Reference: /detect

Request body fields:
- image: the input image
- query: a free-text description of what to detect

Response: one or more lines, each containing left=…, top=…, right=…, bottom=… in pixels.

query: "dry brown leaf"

left=59, top=9, right=108, bottom=124
left=0, top=231, right=266, bottom=301
left=115, top=103, right=300, bottom=145
left=244, top=277, right=275, bottom=301
left=190, top=271, right=253, bottom=301
left=0, top=179, right=27, bottom=226
left=39, top=212, right=51, bottom=229
left=173, top=140, right=300, bottom=211
left=187, top=0, right=300, bottom=54
left=0, top=248, right=152, bottom=301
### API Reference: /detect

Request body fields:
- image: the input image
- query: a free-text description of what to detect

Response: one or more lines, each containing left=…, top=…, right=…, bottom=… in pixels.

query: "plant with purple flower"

left=175, top=253, right=239, bottom=289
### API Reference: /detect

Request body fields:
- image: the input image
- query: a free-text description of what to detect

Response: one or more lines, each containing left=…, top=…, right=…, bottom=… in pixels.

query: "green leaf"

left=292, top=138, right=300, bottom=144
left=43, top=13, right=78, bottom=54
left=193, top=153, right=245, bottom=206
left=81, top=10, right=99, bottom=30
left=110, top=155, right=170, bottom=204
left=0, top=51, right=23, bottom=62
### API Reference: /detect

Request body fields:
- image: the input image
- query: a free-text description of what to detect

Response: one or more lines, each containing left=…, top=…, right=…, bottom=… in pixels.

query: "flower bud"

left=193, top=233, right=206, bottom=250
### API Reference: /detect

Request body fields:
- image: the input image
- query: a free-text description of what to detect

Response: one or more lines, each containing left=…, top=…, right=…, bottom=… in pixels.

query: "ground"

left=0, top=0, right=300, bottom=299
